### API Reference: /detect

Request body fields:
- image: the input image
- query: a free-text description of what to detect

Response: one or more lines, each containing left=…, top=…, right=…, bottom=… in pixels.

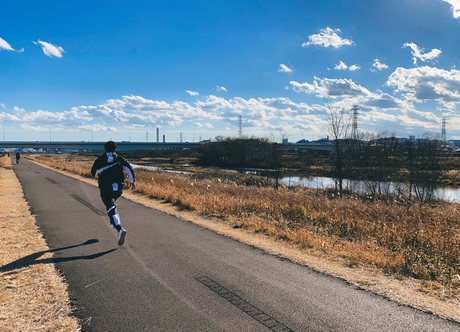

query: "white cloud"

left=0, top=112, right=21, bottom=123
left=186, top=90, right=199, bottom=96
left=13, top=106, right=26, bottom=114
left=194, top=122, right=213, bottom=128
left=372, top=59, right=389, bottom=71
left=33, top=40, right=64, bottom=58
left=23, top=109, right=65, bottom=123
left=363, top=93, right=403, bottom=109
left=215, top=85, right=228, bottom=92
left=196, top=95, right=233, bottom=110
left=0, top=37, right=23, bottom=52
left=79, top=123, right=116, bottom=132
left=278, top=64, right=293, bottom=73
left=335, top=61, right=348, bottom=70
left=441, top=0, right=460, bottom=19
left=302, top=27, right=353, bottom=48
left=290, top=77, right=371, bottom=99
left=334, top=61, right=360, bottom=71
left=386, top=66, right=460, bottom=110
left=349, top=64, right=360, bottom=71
left=402, top=42, right=442, bottom=65
left=2, top=83, right=458, bottom=142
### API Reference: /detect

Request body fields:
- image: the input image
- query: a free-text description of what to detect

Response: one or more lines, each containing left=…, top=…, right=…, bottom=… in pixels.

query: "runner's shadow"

left=0, top=239, right=117, bottom=274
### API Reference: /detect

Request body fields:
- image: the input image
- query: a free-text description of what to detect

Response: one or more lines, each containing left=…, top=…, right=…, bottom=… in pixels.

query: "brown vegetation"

left=0, top=155, right=80, bottom=331
left=31, top=154, right=460, bottom=298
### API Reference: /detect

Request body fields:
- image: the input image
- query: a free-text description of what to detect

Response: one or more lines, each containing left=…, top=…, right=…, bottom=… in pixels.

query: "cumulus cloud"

left=402, top=42, right=441, bottom=65
left=372, top=59, right=389, bottom=71
left=2, top=83, right=458, bottom=142
left=335, top=61, right=348, bottom=70
left=302, top=27, right=353, bottom=48
left=290, top=77, right=371, bottom=99
left=13, top=106, right=26, bottom=114
left=0, top=37, right=23, bottom=52
left=441, top=0, right=460, bottom=19
left=278, top=64, right=293, bottom=73
left=33, top=40, right=65, bottom=58
left=334, top=61, right=360, bottom=71
left=196, top=95, right=233, bottom=110
left=362, top=93, right=405, bottom=110
left=349, top=65, right=360, bottom=71
left=186, top=90, right=199, bottom=96
left=23, top=110, right=65, bottom=124
left=386, top=66, right=460, bottom=110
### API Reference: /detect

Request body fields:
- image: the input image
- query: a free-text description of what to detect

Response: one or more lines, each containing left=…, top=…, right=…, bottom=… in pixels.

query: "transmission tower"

left=351, top=105, right=359, bottom=140
left=238, top=114, right=242, bottom=138
left=441, top=116, right=447, bottom=142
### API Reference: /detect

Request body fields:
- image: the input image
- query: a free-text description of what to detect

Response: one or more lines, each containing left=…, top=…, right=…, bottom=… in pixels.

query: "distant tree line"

left=201, top=134, right=450, bottom=204
left=198, top=137, right=283, bottom=170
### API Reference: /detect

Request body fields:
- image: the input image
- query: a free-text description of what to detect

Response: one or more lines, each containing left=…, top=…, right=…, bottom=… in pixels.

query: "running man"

left=91, top=141, right=136, bottom=245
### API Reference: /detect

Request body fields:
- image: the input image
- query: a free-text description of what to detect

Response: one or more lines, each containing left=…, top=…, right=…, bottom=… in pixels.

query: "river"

left=132, top=164, right=460, bottom=203
left=280, top=175, right=460, bottom=202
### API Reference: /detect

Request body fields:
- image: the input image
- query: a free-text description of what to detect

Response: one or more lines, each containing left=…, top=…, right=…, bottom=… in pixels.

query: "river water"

left=133, top=164, right=460, bottom=203
left=280, top=175, right=460, bottom=203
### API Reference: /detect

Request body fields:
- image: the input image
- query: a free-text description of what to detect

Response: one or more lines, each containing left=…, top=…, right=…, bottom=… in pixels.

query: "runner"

left=90, top=141, right=136, bottom=245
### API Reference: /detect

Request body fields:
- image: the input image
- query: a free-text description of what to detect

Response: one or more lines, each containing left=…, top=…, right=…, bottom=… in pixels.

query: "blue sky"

left=1, top=0, right=460, bottom=143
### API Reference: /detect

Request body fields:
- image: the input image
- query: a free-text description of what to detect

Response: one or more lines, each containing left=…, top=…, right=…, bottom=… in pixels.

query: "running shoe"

left=117, top=228, right=126, bottom=246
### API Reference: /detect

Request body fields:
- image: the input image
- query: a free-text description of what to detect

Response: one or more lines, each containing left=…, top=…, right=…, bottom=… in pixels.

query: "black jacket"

left=91, top=152, right=135, bottom=191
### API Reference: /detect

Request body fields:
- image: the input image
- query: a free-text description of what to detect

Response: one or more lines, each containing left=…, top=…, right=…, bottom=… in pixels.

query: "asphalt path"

left=12, top=159, right=460, bottom=332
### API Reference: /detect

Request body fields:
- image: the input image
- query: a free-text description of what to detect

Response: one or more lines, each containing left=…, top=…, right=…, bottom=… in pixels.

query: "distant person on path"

left=15, top=152, right=20, bottom=164
left=91, top=141, right=136, bottom=245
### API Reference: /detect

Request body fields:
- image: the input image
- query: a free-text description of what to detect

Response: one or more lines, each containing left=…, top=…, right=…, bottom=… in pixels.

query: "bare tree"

left=404, top=133, right=442, bottom=202
left=324, top=102, right=352, bottom=194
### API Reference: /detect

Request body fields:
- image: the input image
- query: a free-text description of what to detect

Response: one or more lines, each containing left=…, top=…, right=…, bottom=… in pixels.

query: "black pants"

left=100, top=189, right=123, bottom=232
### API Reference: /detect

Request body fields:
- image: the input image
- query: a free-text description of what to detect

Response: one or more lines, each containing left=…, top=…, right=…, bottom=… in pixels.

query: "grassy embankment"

left=32, top=154, right=460, bottom=299
left=0, top=155, right=80, bottom=331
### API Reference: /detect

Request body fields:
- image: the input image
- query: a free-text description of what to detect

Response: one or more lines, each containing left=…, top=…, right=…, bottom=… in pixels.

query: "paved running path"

left=12, top=159, right=460, bottom=332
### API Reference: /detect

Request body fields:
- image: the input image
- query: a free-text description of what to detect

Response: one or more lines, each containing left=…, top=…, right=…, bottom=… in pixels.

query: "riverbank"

left=0, top=155, right=80, bottom=331
left=29, top=153, right=460, bottom=323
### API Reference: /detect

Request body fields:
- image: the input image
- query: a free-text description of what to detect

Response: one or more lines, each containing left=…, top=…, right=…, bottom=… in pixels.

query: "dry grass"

left=136, top=169, right=460, bottom=288
left=0, top=155, right=80, bottom=331
left=32, top=154, right=460, bottom=291
left=29, top=154, right=460, bottom=321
